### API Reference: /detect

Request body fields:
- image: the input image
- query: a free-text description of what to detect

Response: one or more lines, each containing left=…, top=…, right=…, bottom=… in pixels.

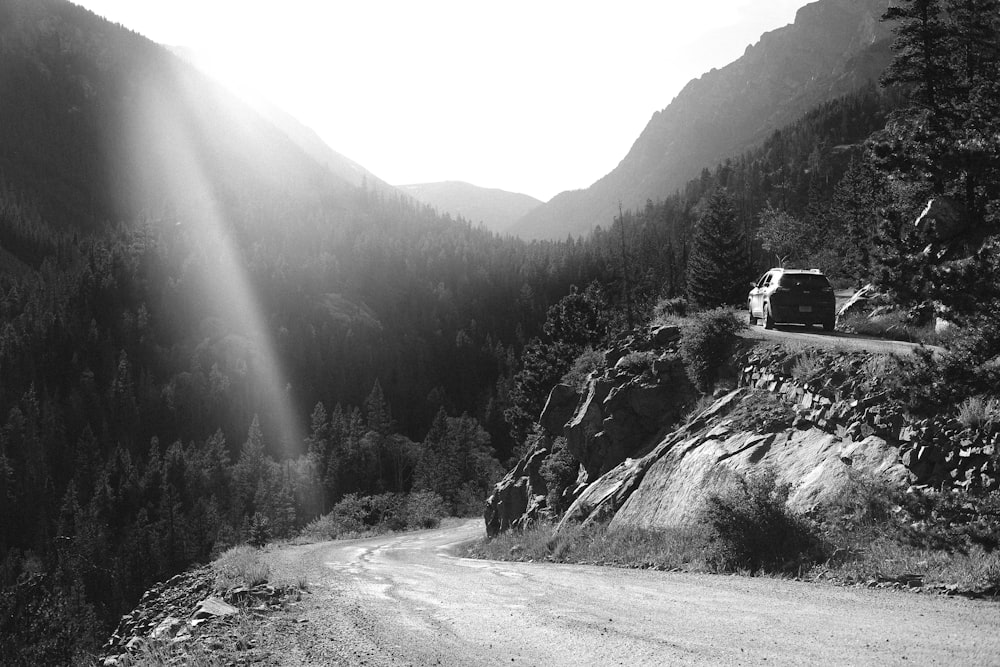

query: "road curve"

left=262, top=519, right=997, bottom=666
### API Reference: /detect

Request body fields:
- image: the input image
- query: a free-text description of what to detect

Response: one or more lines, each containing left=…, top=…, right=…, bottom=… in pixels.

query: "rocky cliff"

left=484, top=325, right=697, bottom=536
left=486, top=334, right=1000, bottom=536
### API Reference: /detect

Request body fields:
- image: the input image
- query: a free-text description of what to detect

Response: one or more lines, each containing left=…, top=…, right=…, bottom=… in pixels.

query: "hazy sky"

left=75, top=0, right=808, bottom=201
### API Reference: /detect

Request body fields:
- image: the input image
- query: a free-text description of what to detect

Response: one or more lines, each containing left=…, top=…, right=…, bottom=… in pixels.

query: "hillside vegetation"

left=1, top=0, right=999, bottom=663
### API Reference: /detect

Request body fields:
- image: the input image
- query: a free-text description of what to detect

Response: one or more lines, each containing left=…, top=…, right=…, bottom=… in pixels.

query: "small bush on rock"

left=561, top=347, right=606, bottom=391
left=957, top=395, right=1000, bottom=430
left=703, top=469, right=824, bottom=574
left=679, top=308, right=746, bottom=392
left=539, top=438, right=579, bottom=515
left=615, top=350, right=657, bottom=376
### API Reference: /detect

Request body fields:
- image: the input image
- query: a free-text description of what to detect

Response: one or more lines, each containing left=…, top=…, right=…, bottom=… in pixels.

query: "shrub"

left=247, top=512, right=270, bottom=548
left=653, top=296, right=689, bottom=322
left=329, top=493, right=368, bottom=535
left=561, top=347, right=605, bottom=391
left=367, top=493, right=406, bottom=530
left=615, top=350, right=657, bottom=376
left=403, top=491, right=448, bottom=529
left=539, top=438, right=579, bottom=515
left=702, top=468, right=824, bottom=574
left=679, top=308, right=746, bottom=391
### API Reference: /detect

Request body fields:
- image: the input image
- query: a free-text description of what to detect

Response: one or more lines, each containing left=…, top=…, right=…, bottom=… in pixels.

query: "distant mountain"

left=0, top=0, right=374, bottom=240
left=399, top=181, right=542, bottom=233
left=510, top=0, right=893, bottom=240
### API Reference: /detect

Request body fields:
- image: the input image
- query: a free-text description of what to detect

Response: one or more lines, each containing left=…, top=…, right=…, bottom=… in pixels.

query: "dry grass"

left=466, top=521, right=712, bottom=572
left=790, top=350, right=825, bottom=382
left=957, top=395, right=1000, bottom=430
left=212, top=545, right=271, bottom=592
left=470, top=476, right=1000, bottom=596
left=838, top=310, right=953, bottom=346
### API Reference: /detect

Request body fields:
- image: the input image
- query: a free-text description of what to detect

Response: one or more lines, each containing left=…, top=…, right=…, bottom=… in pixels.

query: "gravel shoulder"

left=256, top=519, right=999, bottom=666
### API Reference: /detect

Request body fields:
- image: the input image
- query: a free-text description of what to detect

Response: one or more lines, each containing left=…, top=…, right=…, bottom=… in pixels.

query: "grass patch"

left=812, top=475, right=1000, bottom=592
left=212, top=545, right=270, bottom=592
left=471, top=470, right=1000, bottom=595
left=465, top=521, right=712, bottom=571
left=790, top=350, right=825, bottom=383
left=956, top=395, right=1000, bottom=430
left=838, top=310, right=951, bottom=346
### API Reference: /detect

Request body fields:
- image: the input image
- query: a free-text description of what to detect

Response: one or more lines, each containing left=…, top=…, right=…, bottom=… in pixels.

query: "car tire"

left=823, top=318, right=835, bottom=332
left=764, top=306, right=774, bottom=330
left=749, top=310, right=757, bottom=326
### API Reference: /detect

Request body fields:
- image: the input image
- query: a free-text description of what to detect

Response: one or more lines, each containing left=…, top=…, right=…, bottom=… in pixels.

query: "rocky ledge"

left=486, top=332, right=1000, bottom=536
left=101, top=565, right=294, bottom=665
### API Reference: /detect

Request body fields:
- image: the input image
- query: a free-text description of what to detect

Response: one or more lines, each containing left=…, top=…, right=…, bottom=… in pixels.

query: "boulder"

left=190, top=596, right=238, bottom=626
left=650, top=324, right=681, bottom=347
left=483, top=446, right=549, bottom=537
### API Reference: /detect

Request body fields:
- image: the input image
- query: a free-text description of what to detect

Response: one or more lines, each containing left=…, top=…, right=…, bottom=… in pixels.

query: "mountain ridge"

left=509, top=0, right=893, bottom=240
left=399, top=181, right=542, bottom=233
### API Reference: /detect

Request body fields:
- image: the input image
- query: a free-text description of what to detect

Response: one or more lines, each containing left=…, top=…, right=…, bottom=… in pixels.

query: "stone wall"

left=742, top=347, right=1000, bottom=493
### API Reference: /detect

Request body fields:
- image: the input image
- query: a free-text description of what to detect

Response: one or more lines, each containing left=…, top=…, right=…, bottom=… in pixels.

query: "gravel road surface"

left=741, top=323, right=943, bottom=356
left=261, top=519, right=998, bottom=666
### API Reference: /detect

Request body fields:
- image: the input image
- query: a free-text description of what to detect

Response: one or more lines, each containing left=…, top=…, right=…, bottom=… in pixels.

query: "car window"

left=777, top=274, right=831, bottom=290
left=756, top=273, right=770, bottom=288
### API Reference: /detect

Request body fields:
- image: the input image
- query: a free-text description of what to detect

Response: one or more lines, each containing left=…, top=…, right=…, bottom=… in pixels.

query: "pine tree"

left=686, top=190, right=750, bottom=307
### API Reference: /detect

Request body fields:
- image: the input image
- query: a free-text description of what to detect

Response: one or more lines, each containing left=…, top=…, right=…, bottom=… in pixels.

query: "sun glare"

left=124, top=60, right=304, bottom=451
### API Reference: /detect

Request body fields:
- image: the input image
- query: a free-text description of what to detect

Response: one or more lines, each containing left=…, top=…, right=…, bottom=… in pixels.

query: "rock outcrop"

left=484, top=447, right=550, bottom=537
left=488, top=337, right=1000, bottom=537
left=561, top=346, right=1000, bottom=531
left=485, top=325, right=697, bottom=534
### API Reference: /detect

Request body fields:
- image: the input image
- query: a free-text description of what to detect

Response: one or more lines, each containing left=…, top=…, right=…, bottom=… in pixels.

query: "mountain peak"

left=509, top=0, right=892, bottom=241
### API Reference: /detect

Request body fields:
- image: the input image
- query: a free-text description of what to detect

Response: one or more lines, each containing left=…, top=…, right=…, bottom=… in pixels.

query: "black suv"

left=748, top=268, right=835, bottom=331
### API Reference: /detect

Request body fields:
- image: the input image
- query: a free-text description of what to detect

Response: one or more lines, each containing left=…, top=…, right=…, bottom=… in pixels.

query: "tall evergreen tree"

left=687, top=190, right=750, bottom=307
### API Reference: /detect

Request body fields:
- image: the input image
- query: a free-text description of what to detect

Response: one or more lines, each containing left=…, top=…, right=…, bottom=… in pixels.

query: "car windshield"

left=777, top=274, right=830, bottom=290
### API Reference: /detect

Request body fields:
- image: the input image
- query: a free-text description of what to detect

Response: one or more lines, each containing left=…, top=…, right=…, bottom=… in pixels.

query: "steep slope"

left=399, top=181, right=542, bottom=233
left=510, top=0, right=893, bottom=240
left=0, top=0, right=359, bottom=241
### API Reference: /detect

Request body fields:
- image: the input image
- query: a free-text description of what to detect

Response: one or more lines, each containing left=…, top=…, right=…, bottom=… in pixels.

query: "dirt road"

left=261, top=519, right=998, bottom=666
left=741, top=323, right=944, bottom=356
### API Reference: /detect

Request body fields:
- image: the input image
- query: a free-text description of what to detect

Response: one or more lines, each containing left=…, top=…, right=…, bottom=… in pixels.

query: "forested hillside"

left=3, top=0, right=998, bottom=663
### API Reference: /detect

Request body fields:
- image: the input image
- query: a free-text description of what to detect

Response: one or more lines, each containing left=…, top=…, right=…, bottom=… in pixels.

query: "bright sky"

left=75, top=0, right=808, bottom=202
